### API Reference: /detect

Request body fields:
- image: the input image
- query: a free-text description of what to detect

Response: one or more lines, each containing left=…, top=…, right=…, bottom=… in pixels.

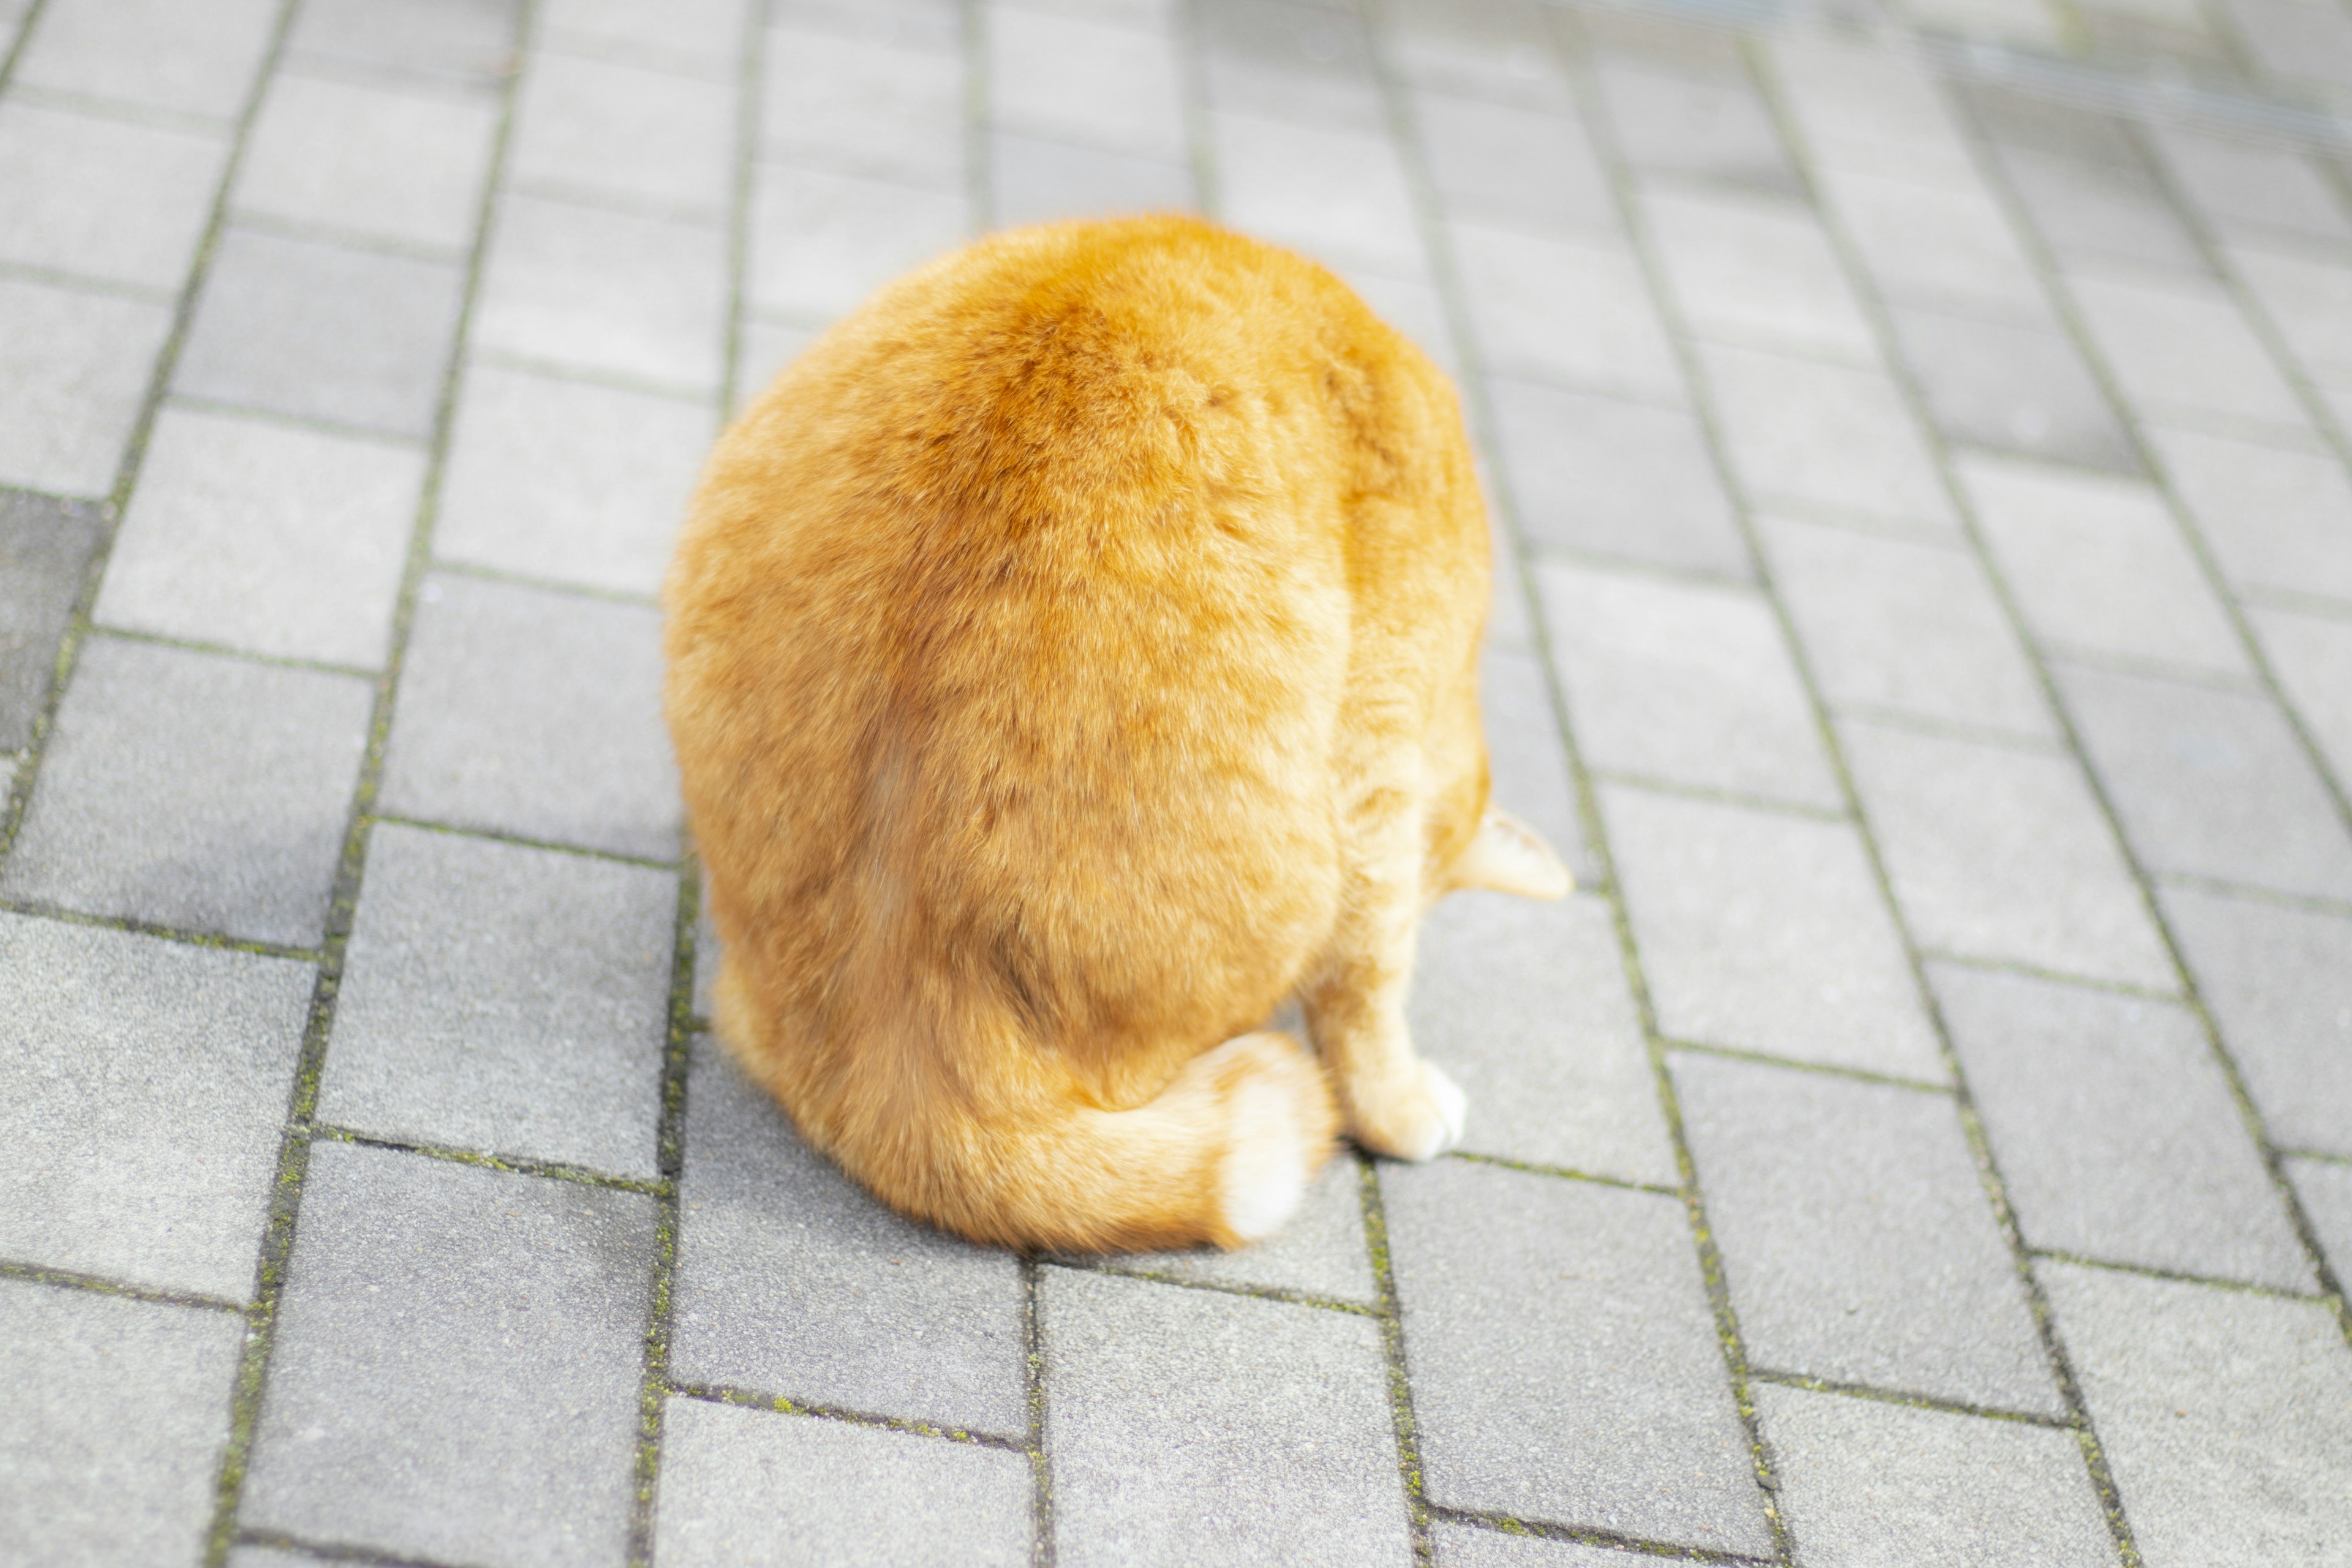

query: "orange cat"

left=663, top=215, right=1567, bottom=1255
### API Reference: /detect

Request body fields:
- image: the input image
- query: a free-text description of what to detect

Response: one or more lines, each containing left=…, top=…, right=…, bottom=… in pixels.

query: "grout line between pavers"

left=1447, top=1148, right=1683, bottom=1196
left=81, top=624, right=382, bottom=683
left=1023, top=1257, right=1057, bottom=1568
left=1828, top=701, right=2071, bottom=756
left=466, top=344, right=726, bottom=407
left=0, top=1256, right=246, bottom=1317
left=1583, top=767, right=1852, bottom=823
left=0, top=256, right=182, bottom=305
left=0, top=896, right=322, bottom=963
left=1055, top=1256, right=1381, bottom=1318
left=193, top=3, right=544, bottom=1561
left=231, top=1526, right=474, bottom=1568
left=1913, top=947, right=2184, bottom=1001
left=502, top=175, right=728, bottom=232
left=1656, top=1038, right=1955, bottom=1095
left=307, top=1124, right=669, bottom=1198
left=224, top=208, right=472, bottom=266
left=2027, top=1245, right=2329, bottom=1300
left=1745, top=1366, right=2080, bottom=1429
left=670, top=1379, right=1028, bottom=1453
left=364, top=812, right=684, bottom=872
left=1425, top=1502, right=1776, bottom=1566
left=2147, top=869, right=2352, bottom=920
left=0, top=0, right=55, bottom=93
left=963, top=0, right=993, bottom=234
left=153, top=391, right=434, bottom=450
left=422, top=556, right=662, bottom=609
left=1355, top=1155, right=1437, bottom=1568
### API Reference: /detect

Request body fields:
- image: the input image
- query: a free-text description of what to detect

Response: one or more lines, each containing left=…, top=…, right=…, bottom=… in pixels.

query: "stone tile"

left=750, top=164, right=970, bottom=320
left=435, top=363, right=714, bottom=598
left=2162, top=884, right=2352, bottom=1159
left=243, top=1141, right=656, bottom=1568
left=1758, top=513, right=2054, bottom=740
left=1213, top=113, right=1425, bottom=280
left=510, top=51, right=734, bottom=221
left=1487, top=377, right=1746, bottom=578
left=1382, top=1159, right=1770, bottom=1553
left=2056, top=662, right=2352, bottom=903
left=1674, top=1054, right=2056, bottom=1411
left=2150, top=424, right=2352, bottom=606
left=286, top=0, right=526, bottom=84
left=1934, top=962, right=2311, bottom=1289
left=1643, top=186, right=1874, bottom=361
left=655, top=1398, right=1033, bottom=1568
left=2233, top=246, right=2352, bottom=379
left=1605, top=786, right=1944, bottom=1080
left=2253, top=605, right=2352, bottom=789
left=0, top=914, right=309, bottom=1298
left=1430, top=1527, right=1646, bottom=1568
left=320, top=823, right=674, bottom=1177
left=1997, top=146, right=2206, bottom=275
left=0, top=488, right=106, bottom=751
left=1821, top=168, right=2046, bottom=317
left=1382, top=0, right=1570, bottom=108
left=543, top=0, right=748, bottom=74
left=1753, top=1384, right=2116, bottom=1568
left=734, top=317, right=818, bottom=415
left=672, top=1038, right=1028, bottom=1436
left=1592, top=56, right=1793, bottom=193
left=2068, top=269, right=2307, bottom=433
left=1413, top=891, right=1676, bottom=1183
left=989, top=4, right=1185, bottom=160
left=0, top=1280, right=244, bottom=1568
left=1538, top=561, right=1841, bottom=809
left=1700, top=342, right=1958, bottom=532
left=1839, top=720, right=2174, bottom=989
left=764, top=26, right=965, bottom=187
left=16, top=0, right=279, bottom=119
left=1336, top=267, right=1460, bottom=381
left=1412, top=91, right=1615, bottom=236
left=1887, top=304, right=2137, bottom=472
left=1452, top=224, right=1681, bottom=401
left=377, top=571, right=680, bottom=861
left=1042, top=1267, right=1412, bottom=1568
left=235, top=70, right=500, bottom=255
left=1104, top=1150, right=1375, bottom=1303
left=94, top=405, right=422, bottom=669
left=0, top=276, right=175, bottom=497
left=690, top=896, right=721, bottom=1020
left=989, top=132, right=1195, bottom=228
left=772, top=0, right=963, bottom=55
left=1959, top=454, right=2249, bottom=677
left=3, top=638, right=371, bottom=945
left=175, top=227, right=465, bottom=440
left=2219, top=0, right=2352, bottom=89
left=2043, top=1262, right=2352, bottom=1566
left=0, top=100, right=228, bottom=292
left=1480, top=645, right=1596, bottom=888
left=2287, top=1158, right=2352, bottom=1280
left=2152, top=128, right=2352, bottom=249
left=1770, top=39, right=1979, bottom=186
left=473, top=194, right=727, bottom=395
left=1197, top=0, right=1384, bottom=132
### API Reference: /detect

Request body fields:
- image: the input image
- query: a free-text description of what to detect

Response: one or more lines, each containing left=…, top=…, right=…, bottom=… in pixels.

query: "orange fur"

left=663, top=215, right=1566, bottom=1255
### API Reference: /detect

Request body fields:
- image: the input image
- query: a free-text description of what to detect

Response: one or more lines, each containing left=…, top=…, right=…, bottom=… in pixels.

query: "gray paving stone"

left=1382, top=1159, right=1770, bottom=1553
left=544, top=0, right=748, bottom=76
left=1960, top=454, right=2250, bottom=677
left=1752, top=1384, right=2116, bottom=1568
left=1592, top=55, right=1793, bottom=194
left=1672, top=1053, right=2057, bottom=1412
left=510, top=51, right=736, bottom=222
left=2233, top=245, right=2352, bottom=381
left=672, top=1037, right=1028, bottom=1436
left=2160, top=883, right=2352, bottom=1159
left=1213, top=113, right=1426, bottom=281
left=1452, top=224, right=1681, bottom=401
left=1769, top=37, right=1973, bottom=179
left=175, top=227, right=466, bottom=440
left=655, top=1398, right=1033, bottom=1568
left=989, top=132, right=1195, bottom=228
left=2, top=637, right=371, bottom=945
left=772, top=0, right=963, bottom=55
left=2149, top=424, right=2352, bottom=606
left=1758, top=513, right=2056, bottom=740
left=287, top=0, right=526, bottom=85
left=93, top=405, right=422, bottom=669
left=1932, top=962, right=2312, bottom=1289
left=0, top=100, right=228, bottom=293
left=1699, top=341, right=1959, bottom=533
left=1102, top=1148, right=1375, bottom=1303
left=473, top=194, right=727, bottom=396
left=2218, top=0, right=2352, bottom=89
left=0, top=488, right=106, bottom=751
left=734, top=317, right=819, bottom=415
left=1887, top=303, right=2137, bottom=472
left=377, top=571, right=680, bottom=861
left=2056, top=662, right=2352, bottom=903
left=1197, top=0, right=1384, bottom=132
left=764, top=25, right=965, bottom=187
left=2286, top=1158, right=2352, bottom=1281
left=1042, top=1266, right=1412, bottom=1568
left=750, top=163, right=970, bottom=321
left=1430, top=1526, right=1651, bottom=1568
left=2042, top=1261, right=2352, bottom=1566
left=1412, top=91, right=1616, bottom=236
left=1997, top=146, right=2206, bottom=275
left=435, top=362, right=713, bottom=598
left=1643, top=185, right=1874, bottom=361
left=1537, top=560, right=1841, bottom=810
left=1820, top=165, right=2048, bottom=319
left=989, top=4, right=1185, bottom=161
left=1382, top=0, right=1570, bottom=108
left=0, top=1280, right=244, bottom=1568
left=0, top=275, right=175, bottom=498
left=2150, top=127, right=2352, bottom=248
left=1481, top=645, right=1597, bottom=888
left=1604, top=785, right=1944, bottom=1080
left=1487, top=376, right=1748, bottom=579
left=690, top=894, right=721, bottom=1020
left=1412, top=891, right=1677, bottom=1183
left=2068, top=270, right=2307, bottom=434
left=319, top=823, right=674, bottom=1178
left=1839, top=720, right=2176, bottom=989
left=15, top=0, right=278, bottom=119
left=234, top=70, right=501, bottom=256
left=0, top=914, right=309, bottom=1299
left=242, top=1141, right=656, bottom=1568
left=2252, top=605, right=2352, bottom=790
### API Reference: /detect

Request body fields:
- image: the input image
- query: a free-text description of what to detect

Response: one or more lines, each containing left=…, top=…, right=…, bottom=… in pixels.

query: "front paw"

left=1344, top=1059, right=1466, bottom=1163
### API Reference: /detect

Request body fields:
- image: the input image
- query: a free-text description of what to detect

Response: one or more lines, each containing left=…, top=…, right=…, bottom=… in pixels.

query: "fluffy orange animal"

left=664, top=214, right=1567, bottom=1255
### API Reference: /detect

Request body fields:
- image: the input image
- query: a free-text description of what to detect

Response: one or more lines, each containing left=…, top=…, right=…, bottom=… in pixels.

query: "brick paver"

left=4, top=0, right=2351, bottom=1562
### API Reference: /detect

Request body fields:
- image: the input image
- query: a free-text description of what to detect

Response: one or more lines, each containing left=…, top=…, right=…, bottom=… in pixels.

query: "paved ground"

left=4, top=0, right=2352, bottom=1563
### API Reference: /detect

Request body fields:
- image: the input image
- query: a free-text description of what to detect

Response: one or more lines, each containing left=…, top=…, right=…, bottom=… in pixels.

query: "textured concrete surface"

left=4, top=0, right=2352, bottom=1562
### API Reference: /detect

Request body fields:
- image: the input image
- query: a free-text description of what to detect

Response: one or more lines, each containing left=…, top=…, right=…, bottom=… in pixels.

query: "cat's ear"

left=1451, top=807, right=1572, bottom=900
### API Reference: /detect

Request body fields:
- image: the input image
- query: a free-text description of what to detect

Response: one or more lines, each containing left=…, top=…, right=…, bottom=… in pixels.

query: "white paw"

left=1398, top=1061, right=1467, bottom=1162
left=1219, top=1072, right=1314, bottom=1243
left=1350, top=1058, right=1468, bottom=1163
